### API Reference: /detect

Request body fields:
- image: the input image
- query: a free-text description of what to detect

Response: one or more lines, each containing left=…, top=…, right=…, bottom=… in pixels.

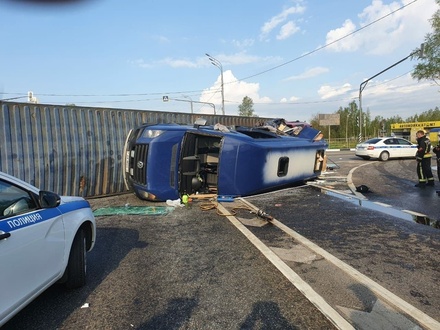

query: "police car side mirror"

left=39, top=191, right=61, bottom=208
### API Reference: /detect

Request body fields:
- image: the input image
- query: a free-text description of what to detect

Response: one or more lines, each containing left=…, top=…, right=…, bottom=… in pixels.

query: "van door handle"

left=0, top=232, right=11, bottom=240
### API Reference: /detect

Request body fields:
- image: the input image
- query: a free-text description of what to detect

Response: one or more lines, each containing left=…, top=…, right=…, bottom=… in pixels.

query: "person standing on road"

left=415, top=130, right=434, bottom=187
left=433, top=132, right=440, bottom=182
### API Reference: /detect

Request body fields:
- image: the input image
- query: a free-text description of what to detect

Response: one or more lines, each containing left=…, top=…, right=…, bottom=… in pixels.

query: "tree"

left=238, top=96, right=256, bottom=117
left=411, top=0, right=440, bottom=83
left=406, top=107, right=440, bottom=122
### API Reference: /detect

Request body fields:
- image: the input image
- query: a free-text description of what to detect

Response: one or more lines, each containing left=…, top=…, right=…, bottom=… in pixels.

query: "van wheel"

left=65, top=229, right=87, bottom=289
left=379, top=151, right=390, bottom=161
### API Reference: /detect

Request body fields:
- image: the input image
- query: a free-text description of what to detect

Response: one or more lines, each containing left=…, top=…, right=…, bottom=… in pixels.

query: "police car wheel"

left=65, top=229, right=87, bottom=289
left=379, top=151, right=390, bottom=161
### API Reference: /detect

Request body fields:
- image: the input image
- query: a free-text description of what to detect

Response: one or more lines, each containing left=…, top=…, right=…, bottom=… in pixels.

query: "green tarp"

left=93, top=206, right=174, bottom=216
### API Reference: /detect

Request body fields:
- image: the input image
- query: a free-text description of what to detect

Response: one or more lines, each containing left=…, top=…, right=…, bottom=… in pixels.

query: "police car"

left=0, top=171, right=96, bottom=326
left=355, top=137, right=417, bottom=161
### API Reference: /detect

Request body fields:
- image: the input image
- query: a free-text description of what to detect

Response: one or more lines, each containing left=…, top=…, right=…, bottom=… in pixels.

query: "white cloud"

left=213, top=52, right=261, bottom=65
left=325, top=19, right=358, bottom=52
left=232, top=38, right=255, bottom=48
left=159, top=57, right=198, bottom=68
left=276, top=21, right=300, bottom=40
left=349, top=74, right=439, bottom=118
left=284, top=67, right=329, bottom=81
left=325, top=0, right=437, bottom=54
left=130, top=57, right=201, bottom=69
left=131, top=52, right=279, bottom=71
left=203, top=52, right=282, bottom=68
left=259, top=4, right=306, bottom=41
left=280, top=96, right=300, bottom=103
left=357, top=74, right=434, bottom=97
left=129, top=59, right=152, bottom=69
left=365, top=89, right=439, bottom=119
left=200, top=70, right=272, bottom=115
left=318, top=83, right=353, bottom=99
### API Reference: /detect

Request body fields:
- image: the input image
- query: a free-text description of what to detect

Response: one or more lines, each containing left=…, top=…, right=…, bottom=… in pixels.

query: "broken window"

left=277, top=157, right=289, bottom=177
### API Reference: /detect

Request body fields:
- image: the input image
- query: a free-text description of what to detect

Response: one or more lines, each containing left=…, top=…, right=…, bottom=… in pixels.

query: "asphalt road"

left=3, top=151, right=439, bottom=329
left=4, top=194, right=336, bottom=330
left=326, top=150, right=439, bottom=223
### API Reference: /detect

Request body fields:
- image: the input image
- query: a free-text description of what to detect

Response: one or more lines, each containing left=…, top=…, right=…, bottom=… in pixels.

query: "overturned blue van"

left=123, top=119, right=328, bottom=201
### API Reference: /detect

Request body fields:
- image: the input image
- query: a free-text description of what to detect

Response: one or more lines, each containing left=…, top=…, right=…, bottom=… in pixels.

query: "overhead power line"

left=1, top=0, right=420, bottom=105
left=236, top=0, right=419, bottom=82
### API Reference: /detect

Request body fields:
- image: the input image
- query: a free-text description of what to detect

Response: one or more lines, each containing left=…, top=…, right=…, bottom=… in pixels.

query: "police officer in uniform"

left=433, top=132, right=440, bottom=182
left=415, top=130, right=434, bottom=187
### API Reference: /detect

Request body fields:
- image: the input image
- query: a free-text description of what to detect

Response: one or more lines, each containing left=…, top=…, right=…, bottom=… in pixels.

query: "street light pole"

left=358, top=44, right=424, bottom=143
left=358, top=55, right=410, bottom=142
left=206, top=53, right=225, bottom=115
left=182, top=95, right=193, bottom=114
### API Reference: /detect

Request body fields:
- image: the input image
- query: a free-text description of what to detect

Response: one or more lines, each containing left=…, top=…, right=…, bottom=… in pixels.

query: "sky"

left=0, top=0, right=438, bottom=122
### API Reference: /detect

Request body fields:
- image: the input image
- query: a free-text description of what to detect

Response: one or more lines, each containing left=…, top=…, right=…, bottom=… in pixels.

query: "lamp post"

left=182, top=95, right=194, bottom=114
left=358, top=44, right=424, bottom=143
left=358, top=56, right=410, bottom=142
left=206, top=53, right=225, bottom=115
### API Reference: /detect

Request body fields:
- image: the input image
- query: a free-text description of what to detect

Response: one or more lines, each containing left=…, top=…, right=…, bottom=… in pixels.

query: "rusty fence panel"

left=0, top=102, right=269, bottom=197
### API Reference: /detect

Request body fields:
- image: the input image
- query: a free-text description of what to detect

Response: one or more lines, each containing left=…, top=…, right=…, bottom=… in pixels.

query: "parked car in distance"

left=0, top=171, right=96, bottom=327
left=355, top=137, right=417, bottom=161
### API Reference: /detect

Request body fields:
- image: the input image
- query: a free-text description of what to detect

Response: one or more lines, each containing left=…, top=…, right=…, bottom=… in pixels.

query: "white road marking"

left=216, top=202, right=355, bottom=330
left=236, top=198, right=440, bottom=330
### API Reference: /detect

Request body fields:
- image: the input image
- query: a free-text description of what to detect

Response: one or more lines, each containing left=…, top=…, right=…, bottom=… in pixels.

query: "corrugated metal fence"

left=1, top=102, right=268, bottom=197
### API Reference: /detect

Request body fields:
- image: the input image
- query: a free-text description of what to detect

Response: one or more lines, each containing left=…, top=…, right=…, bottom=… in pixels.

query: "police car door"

left=397, top=138, right=415, bottom=158
left=0, top=179, right=65, bottom=321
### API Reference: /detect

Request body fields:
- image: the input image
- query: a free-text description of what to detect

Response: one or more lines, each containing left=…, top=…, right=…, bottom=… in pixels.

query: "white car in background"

left=355, top=137, right=418, bottom=161
left=0, top=171, right=96, bottom=327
